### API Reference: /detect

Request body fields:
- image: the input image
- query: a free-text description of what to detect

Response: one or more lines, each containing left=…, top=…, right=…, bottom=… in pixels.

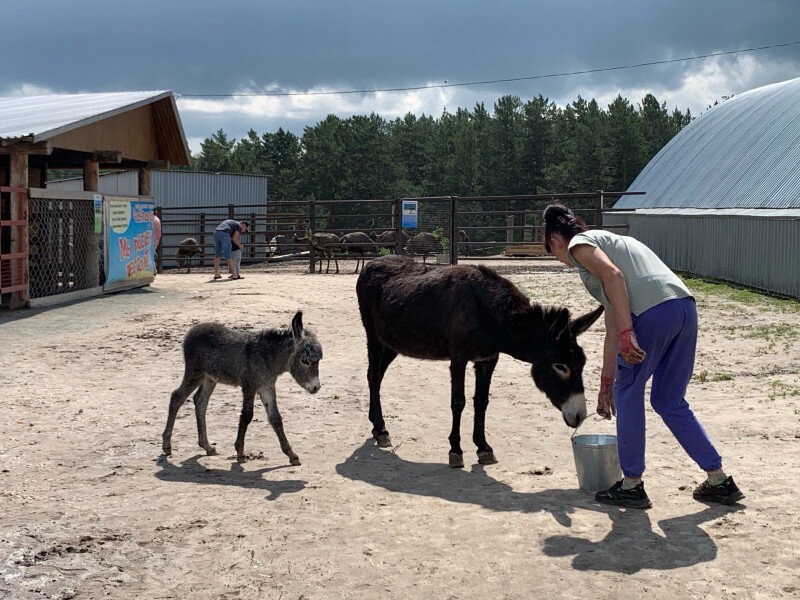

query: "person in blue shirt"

left=213, top=219, right=247, bottom=280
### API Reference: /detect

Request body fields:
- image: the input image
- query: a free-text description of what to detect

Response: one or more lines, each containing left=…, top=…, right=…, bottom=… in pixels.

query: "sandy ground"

left=1, top=257, right=799, bottom=600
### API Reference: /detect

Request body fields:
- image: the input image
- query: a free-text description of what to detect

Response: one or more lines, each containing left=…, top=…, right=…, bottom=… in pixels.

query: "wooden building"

left=0, top=91, right=191, bottom=308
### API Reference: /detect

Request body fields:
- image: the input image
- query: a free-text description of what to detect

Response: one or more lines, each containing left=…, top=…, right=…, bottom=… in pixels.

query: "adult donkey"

left=356, top=255, right=603, bottom=467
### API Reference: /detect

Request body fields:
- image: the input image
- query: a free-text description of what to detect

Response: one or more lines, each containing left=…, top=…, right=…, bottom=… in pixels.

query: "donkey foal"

left=162, top=311, right=322, bottom=465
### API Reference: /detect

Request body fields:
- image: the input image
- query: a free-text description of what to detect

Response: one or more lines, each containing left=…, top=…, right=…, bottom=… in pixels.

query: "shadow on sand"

left=155, top=454, right=306, bottom=501
left=336, top=439, right=743, bottom=573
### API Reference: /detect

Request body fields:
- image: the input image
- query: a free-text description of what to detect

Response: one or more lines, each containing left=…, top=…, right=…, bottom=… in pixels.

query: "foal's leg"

left=448, top=359, right=468, bottom=468
left=193, top=378, right=218, bottom=456
left=473, top=355, right=499, bottom=465
left=162, top=370, right=204, bottom=455
left=258, top=383, right=300, bottom=466
left=366, top=336, right=398, bottom=448
left=234, top=383, right=257, bottom=462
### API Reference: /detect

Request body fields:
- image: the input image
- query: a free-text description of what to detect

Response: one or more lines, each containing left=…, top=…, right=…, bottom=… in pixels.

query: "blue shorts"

left=213, top=231, right=232, bottom=259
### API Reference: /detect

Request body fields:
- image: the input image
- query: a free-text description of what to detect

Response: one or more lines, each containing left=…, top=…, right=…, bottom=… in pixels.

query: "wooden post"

left=506, top=215, right=515, bottom=242
left=449, top=196, right=457, bottom=265
left=155, top=206, right=163, bottom=273
left=138, top=168, right=151, bottom=196
left=83, top=159, right=99, bottom=192
left=250, top=212, right=256, bottom=261
left=199, top=212, right=206, bottom=267
left=595, top=190, right=604, bottom=229
left=228, top=204, right=235, bottom=220
left=308, top=201, right=316, bottom=273
left=394, top=199, right=402, bottom=256
left=8, top=152, right=28, bottom=308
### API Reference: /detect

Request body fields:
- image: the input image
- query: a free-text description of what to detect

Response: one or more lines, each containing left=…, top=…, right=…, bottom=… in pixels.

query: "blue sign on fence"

left=401, top=200, right=418, bottom=228
left=104, top=197, right=155, bottom=290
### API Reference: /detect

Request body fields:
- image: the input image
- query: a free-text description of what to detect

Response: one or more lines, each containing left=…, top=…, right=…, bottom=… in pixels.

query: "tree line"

left=184, top=93, right=691, bottom=203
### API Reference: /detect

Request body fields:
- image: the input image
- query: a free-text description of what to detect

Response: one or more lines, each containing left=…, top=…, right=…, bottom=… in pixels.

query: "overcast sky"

left=5, top=1, right=800, bottom=153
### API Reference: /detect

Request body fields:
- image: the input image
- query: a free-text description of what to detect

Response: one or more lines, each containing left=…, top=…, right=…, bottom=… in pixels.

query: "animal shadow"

left=155, top=454, right=306, bottom=501
left=337, top=439, right=735, bottom=571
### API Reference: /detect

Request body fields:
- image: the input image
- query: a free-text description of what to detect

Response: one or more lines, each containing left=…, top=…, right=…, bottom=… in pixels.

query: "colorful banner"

left=104, top=196, right=155, bottom=289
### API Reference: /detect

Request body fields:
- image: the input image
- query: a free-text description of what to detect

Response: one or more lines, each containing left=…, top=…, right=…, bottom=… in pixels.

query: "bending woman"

left=544, top=203, right=743, bottom=509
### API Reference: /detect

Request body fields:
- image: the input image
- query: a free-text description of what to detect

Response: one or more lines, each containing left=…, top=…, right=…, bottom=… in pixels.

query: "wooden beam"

left=83, top=159, right=100, bottom=192
left=0, top=140, right=52, bottom=155
left=146, top=159, right=170, bottom=171
left=90, top=150, right=122, bottom=164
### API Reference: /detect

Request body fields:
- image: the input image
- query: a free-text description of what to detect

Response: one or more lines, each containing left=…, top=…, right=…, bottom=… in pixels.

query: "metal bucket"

left=572, top=433, right=622, bottom=492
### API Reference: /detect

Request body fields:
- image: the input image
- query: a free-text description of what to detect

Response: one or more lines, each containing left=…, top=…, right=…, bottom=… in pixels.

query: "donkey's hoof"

left=237, top=455, right=247, bottom=463
left=449, top=452, right=465, bottom=468
left=289, top=456, right=301, bottom=466
left=477, top=451, right=498, bottom=465
left=162, top=446, right=172, bottom=456
left=205, top=447, right=218, bottom=456
left=376, top=433, right=392, bottom=448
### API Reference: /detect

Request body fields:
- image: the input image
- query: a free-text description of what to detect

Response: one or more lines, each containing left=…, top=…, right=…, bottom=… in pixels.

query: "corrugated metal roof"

left=608, top=208, right=800, bottom=218
left=616, top=76, right=800, bottom=210
left=49, top=170, right=269, bottom=208
left=0, top=90, right=173, bottom=141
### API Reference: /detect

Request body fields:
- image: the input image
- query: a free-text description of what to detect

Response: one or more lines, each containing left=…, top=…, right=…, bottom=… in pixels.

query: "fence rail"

left=157, top=191, right=638, bottom=273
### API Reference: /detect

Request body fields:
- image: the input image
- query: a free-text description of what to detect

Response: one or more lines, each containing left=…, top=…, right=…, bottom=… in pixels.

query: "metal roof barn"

left=606, top=77, right=800, bottom=299
left=615, top=77, right=800, bottom=210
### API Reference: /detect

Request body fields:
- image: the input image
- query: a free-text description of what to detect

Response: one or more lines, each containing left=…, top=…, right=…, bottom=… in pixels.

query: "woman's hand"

left=619, top=328, right=646, bottom=364
left=597, top=376, right=615, bottom=419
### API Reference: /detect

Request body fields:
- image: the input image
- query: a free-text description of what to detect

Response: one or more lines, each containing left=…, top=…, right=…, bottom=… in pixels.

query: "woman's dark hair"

left=543, top=204, right=587, bottom=253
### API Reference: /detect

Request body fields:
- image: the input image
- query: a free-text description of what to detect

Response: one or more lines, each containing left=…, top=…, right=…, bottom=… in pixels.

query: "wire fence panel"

left=28, top=197, right=99, bottom=298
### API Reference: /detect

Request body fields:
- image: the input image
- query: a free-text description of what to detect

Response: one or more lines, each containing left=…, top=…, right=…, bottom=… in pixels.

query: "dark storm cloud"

left=5, top=1, right=800, bottom=94
left=5, top=1, right=800, bottom=146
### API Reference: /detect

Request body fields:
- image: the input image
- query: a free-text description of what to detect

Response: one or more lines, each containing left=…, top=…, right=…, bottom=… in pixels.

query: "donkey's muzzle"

left=561, top=393, right=588, bottom=428
left=305, top=377, right=321, bottom=394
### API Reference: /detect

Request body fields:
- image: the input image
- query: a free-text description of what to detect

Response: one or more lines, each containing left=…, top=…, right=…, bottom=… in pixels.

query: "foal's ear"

left=570, top=305, right=604, bottom=336
left=291, top=311, right=304, bottom=340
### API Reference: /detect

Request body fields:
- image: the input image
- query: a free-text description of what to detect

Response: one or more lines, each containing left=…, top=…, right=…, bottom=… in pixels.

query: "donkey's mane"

left=473, top=265, right=570, bottom=330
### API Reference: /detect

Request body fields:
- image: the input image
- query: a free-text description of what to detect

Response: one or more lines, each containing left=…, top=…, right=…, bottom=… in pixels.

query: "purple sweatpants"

left=613, top=297, right=722, bottom=478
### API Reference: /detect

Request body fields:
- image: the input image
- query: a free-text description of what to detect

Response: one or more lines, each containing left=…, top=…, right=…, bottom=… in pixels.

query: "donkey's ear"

left=570, top=305, right=604, bottom=336
left=549, top=307, right=571, bottom=338
left=291, top=311, right=304, bottom=340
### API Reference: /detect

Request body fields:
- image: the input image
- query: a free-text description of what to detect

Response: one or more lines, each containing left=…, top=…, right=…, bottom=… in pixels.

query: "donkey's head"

left=529, top=305, right=604, bottom=428
left=288, top=311, right=323, bottom=394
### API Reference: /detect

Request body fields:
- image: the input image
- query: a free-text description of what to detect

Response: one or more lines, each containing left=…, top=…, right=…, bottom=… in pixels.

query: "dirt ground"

left=1, top=258, right=799, bottom=600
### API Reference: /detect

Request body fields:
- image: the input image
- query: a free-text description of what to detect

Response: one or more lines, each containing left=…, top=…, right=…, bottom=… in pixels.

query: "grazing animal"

left=175, top=237, right=202, bottom=272
left=405, top=232, right=443, bottom=263
left=374, top=230, right=410, bottom=254
left=267, top=235, right=293, bottom=256
left=161, top=311, right=323, bottom=465
left=294, top=229, right=340, bottom=273
left=339, top=231, right=379, bottom=273
left=356, top=255, right=603, bottom=467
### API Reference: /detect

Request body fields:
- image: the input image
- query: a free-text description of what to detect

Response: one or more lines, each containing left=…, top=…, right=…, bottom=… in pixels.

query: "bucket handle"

left=571, top=414, right=611, bottom=441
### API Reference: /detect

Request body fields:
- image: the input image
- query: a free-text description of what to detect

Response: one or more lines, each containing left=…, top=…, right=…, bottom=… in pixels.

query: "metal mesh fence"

left=28, top=197, right=99, bottom=298
left=157, top=193, right=625, bottom=274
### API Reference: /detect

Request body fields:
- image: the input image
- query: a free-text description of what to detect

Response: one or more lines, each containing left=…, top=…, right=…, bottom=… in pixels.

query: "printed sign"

left=93, top=194, right=103, bottom=234
left=104, top=197, right=155, bottom=289
left=401, top=200, right=418, bottom=228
